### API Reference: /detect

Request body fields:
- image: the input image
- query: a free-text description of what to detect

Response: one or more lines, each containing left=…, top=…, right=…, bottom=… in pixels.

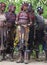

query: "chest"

left=19, top=12, right=28, bottom=19
left=7, top=13, right=16, bottom=20
left=0, top=14, right=6, bottom=21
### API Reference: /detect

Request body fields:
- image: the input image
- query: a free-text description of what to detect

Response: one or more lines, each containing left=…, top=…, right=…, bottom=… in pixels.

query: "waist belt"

left=19, top=18, right=28, bottom=20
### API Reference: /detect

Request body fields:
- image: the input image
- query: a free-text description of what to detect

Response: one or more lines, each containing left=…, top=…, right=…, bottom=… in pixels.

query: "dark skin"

left=1, top=6, right=5, bottom=12
left=16, top=5, right=28, bottom=25
left=0, top=3, right=6, bottom=60
left=6, top=5, right=16, bottom=27
left=23, top=6, right=28, bottom=11
left=1, top=3, right=6, bottom=13
left=38, top=10, right=43, bottom=15
left=6, top=5, right=16, bottom=58
left=8, top=5, right=16, bottom=13
left=1, top=4, right=6, bottom=26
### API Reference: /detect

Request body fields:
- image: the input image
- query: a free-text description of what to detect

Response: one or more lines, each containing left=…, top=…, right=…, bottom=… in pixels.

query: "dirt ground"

left=0, top=61, right=47, bottom=65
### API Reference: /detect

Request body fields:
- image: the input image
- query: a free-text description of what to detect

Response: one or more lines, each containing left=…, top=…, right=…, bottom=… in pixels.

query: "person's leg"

left=2, top=50, right=6, bottom=60
left=10, top=49, right=14, bottom=61
left=0, top=28, right=6, bottom=60
left=45, top=50, right=47, bottom=61
left=35, top=41, right=39, bottom=59
left=36, top=50, right=39, bottom=59
left=24, top=27, right=30, bottom=64
left=35, top=30, right=39, bottom=60
left=28, top=27, right=34, bottom=60
left=16, top=50, right=24, bottom=63
left=10, top=41, right=14, bottom=60
left=16, top=26, right=24, bottom=63
left=9, top=39, right=14, bottom=61
left=0, top=28, right=4, bottom=50
left=44, top=42, right=47, bottom=61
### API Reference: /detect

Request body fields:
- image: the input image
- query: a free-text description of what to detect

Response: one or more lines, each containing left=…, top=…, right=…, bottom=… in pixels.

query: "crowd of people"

left=0, top=2, right=47, bottom=64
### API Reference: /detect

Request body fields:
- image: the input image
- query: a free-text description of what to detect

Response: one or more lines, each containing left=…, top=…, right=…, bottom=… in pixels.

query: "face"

left=1, top=6, right=5, bottom=11
left=1, top=3, right=6, bottom=11
left=11, top=6, right=15, bottom=12
left=23, top=6, right=28, bottom=11
left=39, top=10, right=43, bottom=15
left=9, top=6, right=16, bottom=12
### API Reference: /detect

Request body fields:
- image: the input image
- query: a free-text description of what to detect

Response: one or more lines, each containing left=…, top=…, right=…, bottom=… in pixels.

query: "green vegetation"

left=0, top=0, right=47, bottom=18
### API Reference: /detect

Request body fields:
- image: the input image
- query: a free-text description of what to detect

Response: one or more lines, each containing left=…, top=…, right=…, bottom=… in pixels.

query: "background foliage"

left=0, top=0, right=47, bottom=18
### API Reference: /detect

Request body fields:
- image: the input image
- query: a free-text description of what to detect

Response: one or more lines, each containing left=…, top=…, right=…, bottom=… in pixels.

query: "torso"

left=6, top=12, right=16, bottom=24
left=0, top=13, right=6, bottom=27
left=18, top=11, right=29, bottom=24
left=6, top=12, right=16, bottom=27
